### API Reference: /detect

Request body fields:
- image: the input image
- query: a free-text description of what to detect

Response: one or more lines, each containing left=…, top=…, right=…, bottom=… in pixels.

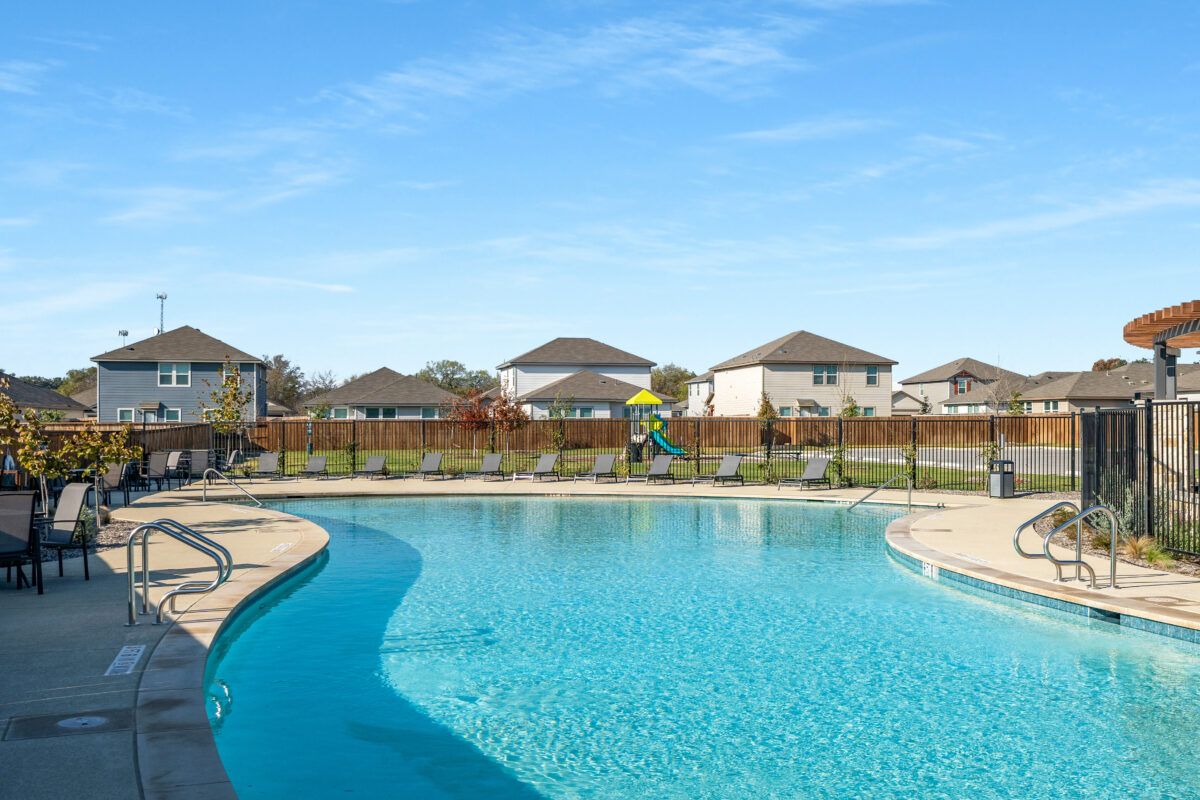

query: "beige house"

left=942, top=363, right=1200, bottom=414
left=900, top=358, right=1026, bottom=414
left=709, top=331, right=896, bottom=417
left=302, top=367, right=457, bottom=419
left=891, top=390, right=924, bottom=416
left=517, top=370, right=669, bottom=419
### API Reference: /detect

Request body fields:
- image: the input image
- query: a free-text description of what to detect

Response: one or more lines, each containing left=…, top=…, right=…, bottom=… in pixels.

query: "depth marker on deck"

left=105, top=645, right=146, bottom=676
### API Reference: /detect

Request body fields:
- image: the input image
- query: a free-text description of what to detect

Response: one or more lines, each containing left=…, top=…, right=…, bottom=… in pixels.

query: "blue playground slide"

left=649, top=415, right=686, bottom=455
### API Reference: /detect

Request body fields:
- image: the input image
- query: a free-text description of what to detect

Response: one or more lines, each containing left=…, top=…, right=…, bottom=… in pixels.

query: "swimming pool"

left=208, top=496, right=1200, bottom=799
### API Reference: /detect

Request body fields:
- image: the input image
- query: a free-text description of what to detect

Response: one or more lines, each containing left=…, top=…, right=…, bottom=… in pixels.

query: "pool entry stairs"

left=1013, top=502, right=1120, bottom=590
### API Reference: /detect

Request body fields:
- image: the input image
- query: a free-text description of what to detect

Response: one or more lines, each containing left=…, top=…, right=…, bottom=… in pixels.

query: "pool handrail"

left=847, top=473, right=912, bottom=515
left=1040, top=505, right=1120, bottom=590
left=202, top=468, right=262, bottom=506
left=125, top=518, right=234, bottom=626
left=1014, top=501, right=1080, bottom=564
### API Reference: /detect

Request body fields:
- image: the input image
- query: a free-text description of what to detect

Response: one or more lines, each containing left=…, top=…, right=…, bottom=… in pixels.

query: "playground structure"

left=625, top=390, right=685, bottom=456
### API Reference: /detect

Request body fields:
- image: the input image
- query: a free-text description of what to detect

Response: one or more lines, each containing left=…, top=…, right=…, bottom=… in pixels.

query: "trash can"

left=625, top=440, right=644, bottom=464
left=988, top=459, right=1014, bottom=498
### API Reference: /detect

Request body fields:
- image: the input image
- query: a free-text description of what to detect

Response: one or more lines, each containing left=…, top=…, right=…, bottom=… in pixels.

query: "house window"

left=779, top=406, right=792, bottom=417
left=947, top=405, right=958, bottom=414
left=365, top=407, right=397, bottom=419
left=164, top=409, right=181, bottom=422
left=862, top=407, right=875, bottom=417
left=382, top=408, right=397, bottom=419
left=1043, top=401, right=1060, bottom=412
left=332, top=408, right=349, bottom=419
left=866, top=366, right=878, bottom=386
left=1023, top=402, right=1033, bottom=413
left=919, top=383, right=925, bottom=395
left=817, top=406, right=830, bottom=417
left=956, top=378, right=969, bottom=394
left=578, top=407, right=593, bottom=418
left=813, top=364, right=838, bottom=385
left=158, top=363, right=190, bottom=386
left=117, top=408, right=134, bottom=423
left=421, top=407, right=440, bottom=419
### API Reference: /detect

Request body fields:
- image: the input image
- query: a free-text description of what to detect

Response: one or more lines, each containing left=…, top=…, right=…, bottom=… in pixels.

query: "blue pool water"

left=208, top=497, right=1200, bottom=799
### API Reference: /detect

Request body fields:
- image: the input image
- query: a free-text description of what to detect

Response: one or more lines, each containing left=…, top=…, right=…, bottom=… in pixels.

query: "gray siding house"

left=301, top=367, right=458, bottom=419
left=92, top=326, right=268, bottom=423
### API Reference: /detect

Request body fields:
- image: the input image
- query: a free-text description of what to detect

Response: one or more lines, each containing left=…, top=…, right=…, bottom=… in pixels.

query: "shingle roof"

left=710, top=330, right=896, bottom=371
left=517, top=370, right=668, bottom=403
left=92, top=325, right=264, bottom=364
left=0, top=373, right=87, bottom=412
left=301, top=367, right=457, bottom=407
left=70, top=385, right=97, bottom=409
left=686, top=371, right=715, bottom=384
left=498, top=338, right=654, bottom=369
left=901, top=357, right=1025, bottom=385
left=939, top=363, right=1200, bottom=407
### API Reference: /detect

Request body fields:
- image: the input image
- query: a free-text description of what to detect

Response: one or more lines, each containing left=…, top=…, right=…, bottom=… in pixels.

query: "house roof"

left=92, top=325, right=264, bottom=365
left=70, top=385, right=97, bottom=410
left=266, top=400, right=295, bottom=416
left=517, top=370, right=669, bottom=403
left=498, top=338, right=654, bottom=369
left=686, top=371, right=715, bottom=384
left=900, top=357, right=1025, bottom=385
left=939, top=363, right=1200, bottom=407
left=710, top=330, right=896, bottom=371
left=892, top=390, right=922, bottom=404
left=480, top=386, right=503, bottom=401
left=302, top=367, right=458, bottom=407
left=0, top=373, right=87, bottom=412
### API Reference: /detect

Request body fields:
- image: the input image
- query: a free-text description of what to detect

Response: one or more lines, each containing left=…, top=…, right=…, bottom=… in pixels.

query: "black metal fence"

left=1082, top=401, right=1200, bottom=554
left=199, top=415, right=1078, bottom=492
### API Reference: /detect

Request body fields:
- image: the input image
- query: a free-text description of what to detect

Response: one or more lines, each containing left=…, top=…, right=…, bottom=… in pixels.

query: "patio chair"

left=300, top=456, right=328, bottom=479
left=353, top=455, right=388, bottom=479
left=249, top=452, right=281, bottom=481
left=573, top=453, right=618, bottom=483
left=513, top=453, right=559, bottom=482
left=410, top=453, right=444, bottom=480
left=185, top=450, right=210, bottom=484
left=217, top=449, right=242, bottom=476
left=98, top=462, right=130, bottom=506
left=39, top=482, right=91, bottom=582
left=692, top=454, right=745, bottom=486
left=778, top=457, right=832, bottom=491
left=141, top=451, right=174, bottom=491
left=0, top=491, right=40, bottom=592
left=165, top=451, right=185, bottom=485
left=465, top=454, right=505, bottom=480
left=627, top=454, right=675, bottom=484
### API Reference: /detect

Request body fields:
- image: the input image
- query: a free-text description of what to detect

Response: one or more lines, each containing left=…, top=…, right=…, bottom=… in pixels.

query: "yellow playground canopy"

left=625, top=389, right=662, bottom=406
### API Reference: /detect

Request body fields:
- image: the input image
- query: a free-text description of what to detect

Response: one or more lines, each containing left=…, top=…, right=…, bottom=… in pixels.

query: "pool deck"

left=6, top=478, right=1200, bottom=799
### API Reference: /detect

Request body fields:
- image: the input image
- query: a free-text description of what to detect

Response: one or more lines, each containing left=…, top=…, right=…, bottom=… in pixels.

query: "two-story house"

left=92, top=326, right=268, bottom=423
left=497, top=337, right=654, bottom=416
left=709, top=331, right=896, bottom=417
left=683, top=372, right=715, bottom=417
left=301, top=367, right=457, bottom=419
left=899, top=358, right=1025, bottom=414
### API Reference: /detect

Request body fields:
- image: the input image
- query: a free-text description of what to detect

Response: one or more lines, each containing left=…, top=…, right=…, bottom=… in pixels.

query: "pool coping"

left=885, top=513, right=1200, bottom=645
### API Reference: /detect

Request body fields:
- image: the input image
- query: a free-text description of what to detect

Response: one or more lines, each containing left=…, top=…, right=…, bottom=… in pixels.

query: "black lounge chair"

left=628, top=454, right=675, bottom=484
left=0, top=491, right=41, bottom=593
left=778, top=456, right=832, bottom=491
left=300, top=456, right=328, bottom=479
left=218, top=449, right=242, bottom=477
left=39, top=482, right=91, bottom=582
left=574, top=453, right=618, bottom=483
left=353, top=455, right=388, bottom=479
left=466, top=454, right=505, bottom=480
left=143, top=451, right=173, bottom=491
left=98, top=462, right=130, bottom=506
left=513, top=453, right=558, bottom=481
left=249, top=452, right=281, bottom=481
left=411, top=453, right=444, bottom=480
left=692, top=454, right=745, bottom=486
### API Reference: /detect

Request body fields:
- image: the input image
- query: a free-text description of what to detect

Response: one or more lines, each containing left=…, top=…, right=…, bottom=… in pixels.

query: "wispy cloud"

left=101, top=186, right=227, bottom=224
left=0, top=60, right=56, bottom=94
left=728, top=114, right=886, bottom=142
left=882, top=180, right=1200, bottom=250
left=83, top=86, right=189, bottom=118
left=174, top=126, right=320, bottom=161
left=240, top=275, right=355, bottom=293
left=395, top=179, right=458, bottom=191
left=0, top=216, right=34, bottom=227
left=322, top=16, right=812, bottom=121
left=29, top=31, right=110, bottom=52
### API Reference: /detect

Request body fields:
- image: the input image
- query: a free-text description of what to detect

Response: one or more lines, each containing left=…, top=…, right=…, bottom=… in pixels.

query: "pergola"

left=1123, top=300, right=1200, bottom=400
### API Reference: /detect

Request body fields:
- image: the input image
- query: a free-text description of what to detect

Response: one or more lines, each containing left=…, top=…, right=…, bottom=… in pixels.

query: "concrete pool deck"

left=5, top=477, right=1200, bottom=799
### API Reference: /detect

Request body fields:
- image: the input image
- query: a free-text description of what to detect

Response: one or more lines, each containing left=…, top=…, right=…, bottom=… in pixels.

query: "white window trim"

left=158, top=362, right=191, bottom=387
left=866, top=366, right=879, bottom=387
left=164, top=408, right=182, bottom=422
left=117, top=407, right=134, bottom=423
left=332, top=407, right=349, bottom=419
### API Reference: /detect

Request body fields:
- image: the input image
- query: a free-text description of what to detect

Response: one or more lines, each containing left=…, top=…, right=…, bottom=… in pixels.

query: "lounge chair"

left=465, top=454, right=505, bottom=480
left=353, top=455, right=388, bottom=479
left=409, top=453, right=444, bottom=480
left=300, top=456, right=328, bottom=479
left=627, top=454, right=675, bottom=484
left=513, top=453, right=559, bottom=481
left=217, top=449, right=242, bottom=476
left=249, top=452, right=281, bottom=481
left=0, top=491, right=40, bottom=592
left=143, top=451, right=173, bottom=491
left=778, top=456, right=832, bottom=491
left=39, top=482, right=91, bottom=582
left=692, top=454, right=744, bottom=486
left=98, top=462, right=130, bottom=506
left=185, top=450, right=210, bottom=484
left=573, top=453, right=618, bottom=483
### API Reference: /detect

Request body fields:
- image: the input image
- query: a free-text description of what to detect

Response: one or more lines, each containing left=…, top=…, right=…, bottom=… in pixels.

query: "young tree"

left=918, top=396, right=933, bottom=415
left=839, top=398, right=861, bottom=418
left=262, top=354, right=305, bottom=409
left=441, top=390, right=492, bottom=453
left=1006, top=390, right=1026, bottom=415
left=489, top=389, right=529, bottom=455
left=547, top=392, right=575, bottom=453
left=199, top=358, right=254, bottom=434
left=1092, top=358, right=1127, bottom=372
left=651, top=364, right=697, bottom=402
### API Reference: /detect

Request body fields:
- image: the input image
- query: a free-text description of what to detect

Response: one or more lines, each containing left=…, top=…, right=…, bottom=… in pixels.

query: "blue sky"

left=4, top=1, right=1199, bottom=382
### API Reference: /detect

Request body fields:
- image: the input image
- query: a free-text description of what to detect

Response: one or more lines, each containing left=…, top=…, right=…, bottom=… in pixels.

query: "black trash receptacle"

left=988, top=459, right=1014, bottom=498
left=625, top=441, right=644, bottom=464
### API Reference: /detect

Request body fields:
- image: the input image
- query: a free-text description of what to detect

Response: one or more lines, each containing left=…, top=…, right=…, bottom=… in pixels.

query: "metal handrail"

left=1014, top=501, right=1080, bottom=562
left=847, top=474, right=912, bottom=514
left=125, top=518, right=233, bottom=626
left=1041, top=505, right=1120, bottom=590
left=201, top=468, right=262, bottom=507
